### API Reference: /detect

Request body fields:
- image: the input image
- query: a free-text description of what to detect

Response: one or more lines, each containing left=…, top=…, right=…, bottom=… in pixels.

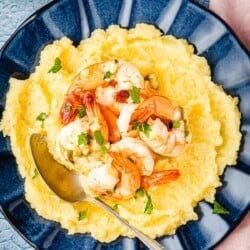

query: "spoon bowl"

left=30, top=133, right=166, bottom=250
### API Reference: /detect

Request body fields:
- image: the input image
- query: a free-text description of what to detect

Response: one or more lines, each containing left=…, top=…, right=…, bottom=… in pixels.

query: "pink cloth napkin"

left=210, top=0, right=250, bottom=51
left=210, top=0, right=250, bottom=249
left=215, top=211, right=250, bottom=250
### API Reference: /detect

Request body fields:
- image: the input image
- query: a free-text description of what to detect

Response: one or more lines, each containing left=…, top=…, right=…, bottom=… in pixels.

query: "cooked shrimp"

left=55, top=117, right=92, bottom=171
left=87, top=151, right=140, bottom=199
left=107, top=151, right=141, bottom=199
left=100, top=105, right=121, bottom=143
left=59, top=88, right=85, bottom=125
left=116, top=103, right=138, bottom=136
left=56, top=92, right=110, bottom=170
left=71, top=62, right=107, bottom=91
left=138, top=118, right=190, bottom=157
left=130, top=95, right=190, bottom=157
left=94, top=59, right=146, bottom=113
left=60, top=90, right=109, bottom=141
left=130, top=95, right=182, bottom=123
left=86, top=152, right=180, bottom=199
left=111, top=137, right=154, bottom=176
left=87, top=163, right=119, bottom=194
left=81, top=91, right=109, bottom=143
left=60, top=59, right=145, bottom=123
left=141, top=169, right=181, bottom=189
left=73, top=59, right=144, bottom=91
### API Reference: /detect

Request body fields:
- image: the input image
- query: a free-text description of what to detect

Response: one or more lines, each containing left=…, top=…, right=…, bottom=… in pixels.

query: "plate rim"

left=0, top=0, right=249, bottom=249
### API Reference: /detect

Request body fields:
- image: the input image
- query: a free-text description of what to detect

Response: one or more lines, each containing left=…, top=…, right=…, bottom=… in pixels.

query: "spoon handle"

left=87, top=197, right=166, bottom=250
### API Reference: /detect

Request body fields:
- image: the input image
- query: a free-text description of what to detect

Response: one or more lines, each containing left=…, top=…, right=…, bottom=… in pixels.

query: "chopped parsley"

left=172, top=120, right=181, bottom=128
left=135, top=188, right=145, bottom=198
left=78, top=210, right=88, bottom=220
left=36, top=112, right=47, bottom=128
left=94, top=130, right=105, bottom=145
left=144, top=191, right=153, bottom=215
left=32, top=168, right=39, bottom=179
left=138, top=122, right=151, bottom=137
left=129, top=86, right=141, bottom=103
left=93, top=131, right=108, bottom=155
left=36, top=112, right=47, bottom=121
left=113, top=204, right=119, bottom=211
left=48, top=57, right=62, bottom=73
left=64, top=104, right=72, bottom=112
left=132, top=121, right=151, bottom=138
left=213, top=201, right=230, bottom=215
left=78, top=105, right=86, bottom=118
left=103, top=71, right=113, bottom=80
left=95, top=195, right=104, bottom=201
left=100, top=145, right=108, bottom=155
left=78, top=132, right=90, bottom=145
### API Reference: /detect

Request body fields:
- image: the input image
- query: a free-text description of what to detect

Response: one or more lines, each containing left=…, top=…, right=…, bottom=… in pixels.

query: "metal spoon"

left=30, top=133, right=166, bottom=250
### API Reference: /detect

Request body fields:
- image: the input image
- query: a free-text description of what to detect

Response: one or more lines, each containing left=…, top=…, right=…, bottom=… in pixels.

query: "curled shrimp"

left=56, top=91, right=110, bottom=171
left=81, top=91, right=109, bottom=143
left=130, top=95, right=191, bottom=157
left=60, top=91, right=109, bottom=141
left=108, top=151, right=141, bottom=199
left=87, top=163, right=119, bottom=194
left=111, top=137, right=155, bottom=176
left=73, top=59, right=144, bottom=92
left=130, top=95, right=182, bottom=122
left=94, top=59, right=146, bottom=113
left=100, top=105, right=121, bottom=143
left=86, top=151, right=140, bottom=199
left=86, top=151, right=180, bottom=199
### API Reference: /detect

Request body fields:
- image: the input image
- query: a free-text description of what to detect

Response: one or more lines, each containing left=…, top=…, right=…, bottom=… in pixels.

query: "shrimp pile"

left=56, top=59, right=190, bottom=199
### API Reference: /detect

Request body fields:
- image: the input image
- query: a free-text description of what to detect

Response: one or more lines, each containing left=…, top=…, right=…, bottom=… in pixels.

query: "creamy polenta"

left=0, top=24, right=241, bottom=242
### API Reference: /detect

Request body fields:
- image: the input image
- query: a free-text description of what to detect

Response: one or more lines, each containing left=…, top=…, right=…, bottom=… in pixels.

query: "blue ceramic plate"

left=0, top=0, right=249, bottom=249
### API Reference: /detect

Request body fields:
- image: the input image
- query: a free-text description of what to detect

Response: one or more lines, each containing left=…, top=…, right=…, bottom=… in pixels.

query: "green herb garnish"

left=36, top=112, right=47, bottom=128
left=94, top=130, right=105, bottom=145
left=48, top=57, right=62, bottom=73
left=36, top=112, right=47, bottom=121
left=113, top=204, right=119, bottom=210
left=95, top=195, right=104, bottom=201
left=78, top=210, right=87, bottom=220
left=144, top=192, right=153, bottom=215
left=129, top=86, right=141, bottom=103
left=103, top=71, right=113, bottom=80
left=132, top=121, right=151, bottom=138
left=213, top=201, right=230, bottom=215
left=172, top=120, right=181, bottom=128
left=135, top=188, right=145, bottom=198
left=78, top=106, right=86, bottom=118
left=100, top=145, right=108, bottom=155
left=94, top=130, right=108, bottom=154
left=78, top=132, right=90, bottom=145
left=32, top=168, right=39, bottom=179
left=64, top=104, right=72, bottom=112
left=138, top=122, right=151, bottom=137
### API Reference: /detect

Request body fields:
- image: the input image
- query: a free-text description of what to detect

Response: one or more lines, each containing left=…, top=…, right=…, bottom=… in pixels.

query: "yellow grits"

left=0, top=24, right=241, bottom=242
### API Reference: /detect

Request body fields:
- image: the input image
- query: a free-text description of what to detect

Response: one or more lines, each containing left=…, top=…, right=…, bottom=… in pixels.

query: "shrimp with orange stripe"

left=87, top=138, right=181, bottom=199
left=130, top=95, right=191, bottom=157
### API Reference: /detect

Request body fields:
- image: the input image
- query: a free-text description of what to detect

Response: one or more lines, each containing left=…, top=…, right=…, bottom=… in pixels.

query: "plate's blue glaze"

left=0, top=0, right=249, bottom=249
